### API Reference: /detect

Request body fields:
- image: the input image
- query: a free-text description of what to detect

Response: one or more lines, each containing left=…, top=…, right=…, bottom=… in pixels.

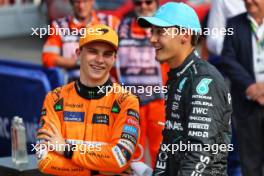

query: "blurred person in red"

left=42, top=0, right=119, bottom=82
left=0, top=0, right=10, bottom=6
left=116, top=0, right=169, bottom=168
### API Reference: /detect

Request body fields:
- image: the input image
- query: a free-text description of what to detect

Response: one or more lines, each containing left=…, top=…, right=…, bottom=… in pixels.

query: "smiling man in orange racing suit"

left=36, top=24, right=140, bottom=176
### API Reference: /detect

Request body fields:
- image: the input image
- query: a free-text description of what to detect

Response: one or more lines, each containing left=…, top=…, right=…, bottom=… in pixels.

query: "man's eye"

left=153, top=28, right=163, bottom=35
left=159, top=29, right=166, bottom=35
left=87, top=49, right=97, bottom=54
left=104, top=52, right=114, bottom=58
left=150, top=28, right=154, bottom=34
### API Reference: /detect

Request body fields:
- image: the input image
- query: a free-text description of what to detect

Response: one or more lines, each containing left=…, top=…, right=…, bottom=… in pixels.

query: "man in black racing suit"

left=154, top=51, right=232, bottom=175
left=138, top=2, right=232, bottom=176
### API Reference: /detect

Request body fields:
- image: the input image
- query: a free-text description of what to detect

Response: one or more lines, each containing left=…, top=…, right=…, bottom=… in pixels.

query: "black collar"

left=74, top=79, right=113, bottom=99
left=167, top=50, right=198, bottom=79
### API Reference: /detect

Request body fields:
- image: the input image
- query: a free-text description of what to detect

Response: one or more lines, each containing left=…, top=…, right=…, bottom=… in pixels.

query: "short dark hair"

left=191, top=34, right=200, bottom=46
left=174, top=25, right=200, bottom=46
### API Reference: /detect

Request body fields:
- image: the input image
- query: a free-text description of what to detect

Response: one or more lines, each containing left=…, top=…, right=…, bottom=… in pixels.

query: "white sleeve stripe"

left=43, top=46, right=60, bottom=54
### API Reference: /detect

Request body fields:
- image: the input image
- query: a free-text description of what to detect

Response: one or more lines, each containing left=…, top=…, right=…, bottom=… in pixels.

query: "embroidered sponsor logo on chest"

left=92, top=114, right=109, bottom=125
left=63, top=111, right=84, bottom=122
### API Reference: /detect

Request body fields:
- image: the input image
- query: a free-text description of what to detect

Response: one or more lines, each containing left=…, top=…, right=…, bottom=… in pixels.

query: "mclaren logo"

left=98, top=28, right=109, bottom=35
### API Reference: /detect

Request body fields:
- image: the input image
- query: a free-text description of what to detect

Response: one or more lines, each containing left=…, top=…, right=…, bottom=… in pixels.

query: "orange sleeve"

left=37, top=91, right=90, bottom=176
left=42, top=22, right=62, bottom=68
left=71, top=94, right=140, bottom=173
left=160, top=63, right=170, bottom=85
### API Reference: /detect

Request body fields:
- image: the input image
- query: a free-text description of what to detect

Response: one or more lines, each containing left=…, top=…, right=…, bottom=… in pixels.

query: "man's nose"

left=95, top=54, right=104, bottom=63
left=150, top=33, right=157, bottom=44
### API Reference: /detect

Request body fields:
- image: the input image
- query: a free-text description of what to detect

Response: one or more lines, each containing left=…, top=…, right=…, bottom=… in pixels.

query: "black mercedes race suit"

left=153, top=51, right=232, bottom=176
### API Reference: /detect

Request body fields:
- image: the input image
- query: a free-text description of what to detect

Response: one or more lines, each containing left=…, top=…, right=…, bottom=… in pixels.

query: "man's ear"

left=181, top=29, right=192, bottom=45
left=76, top=47, right=81, bottom=57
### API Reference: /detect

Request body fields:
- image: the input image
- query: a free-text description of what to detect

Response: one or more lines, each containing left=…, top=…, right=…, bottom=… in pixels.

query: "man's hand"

left=246, top=83, right=264, bottom=101
left=256, top=95, right=264, bottom=106
left=37, top=121, right=66, bottom=156
left=99, top=167, right=132, bottom=176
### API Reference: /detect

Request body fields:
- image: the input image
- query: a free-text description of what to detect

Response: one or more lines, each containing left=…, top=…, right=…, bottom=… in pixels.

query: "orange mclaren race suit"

left=116, top=17, right=169, bottom=168
left=37, top=79, right=140, bottom=176
left=42, top=11, right=119, bottom=81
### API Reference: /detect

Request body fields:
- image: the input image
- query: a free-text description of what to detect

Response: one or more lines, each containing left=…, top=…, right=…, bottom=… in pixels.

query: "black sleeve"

left=180, top=75, right=232, bottom=175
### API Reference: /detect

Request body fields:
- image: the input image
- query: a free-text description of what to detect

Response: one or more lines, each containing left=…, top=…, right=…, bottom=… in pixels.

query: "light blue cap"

left=138, top=2, right=201, bottom=33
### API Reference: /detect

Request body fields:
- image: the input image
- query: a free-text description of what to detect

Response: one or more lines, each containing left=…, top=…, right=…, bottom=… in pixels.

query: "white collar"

left=247, top=14, right=264, bottom=27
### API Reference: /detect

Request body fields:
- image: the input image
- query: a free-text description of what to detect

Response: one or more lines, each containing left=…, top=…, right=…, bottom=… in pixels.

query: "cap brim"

left=81, top=39, right=118, bottom=50
left=138, top=17, right=174, bottom=28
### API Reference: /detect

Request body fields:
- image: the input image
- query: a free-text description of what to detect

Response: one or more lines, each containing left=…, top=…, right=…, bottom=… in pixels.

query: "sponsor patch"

left=196, top=78, right=212, bottom=95
left=112, top=146, right=127, bottom=167
left=192, top=107, right=208, bottom=115
left=92, top=114, right=109, bottom=125
left=192, top=94, right=212, bottom=100
left=126, top=117, right=139, bottom=128
left=64, top=111, right=84, bottom=122
left=121, top=132, right=137, bottom=145
left=111, top=100, right=121, bottom=113
left=118, top=139, right=135, bottom=154
left=122, top=125, right=138, bottom=137
left=54, top=98, right=63, bottom=111
left=41, top=109, right=46, bottom=116
left=228, top=93, right=232, bottom=104
left=38, top=153, right=51, bottom=167
left=177, top=77, right=187, bottom=92
left=189, top=116, right=211, bottom=122
left=51, top=87, right=62, bottom=102
left=117, top=144, right=131, bottom=161
left=154, top=151, right=168, bottom=175
left=191, top=155, right=210, bottom=175
left=38, top=119, right=45, bottom=128
left=65, top=103, right=83, bottom=109
left=165, top=120, right=183, bottom=131
left=127, top=109, right=139, bottom=121
left=96, top=106, right=111, bottom=110
left=188, top=131, right=209, bottom=138
left=188, top=123, right=209, bottom=130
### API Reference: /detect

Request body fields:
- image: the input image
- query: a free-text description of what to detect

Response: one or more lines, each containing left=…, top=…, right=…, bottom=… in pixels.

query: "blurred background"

left=4, top=1, right=262, bottom=176
left=0, top=0, right=210, bottom=61
left=0, top=0, right=210, bottom=155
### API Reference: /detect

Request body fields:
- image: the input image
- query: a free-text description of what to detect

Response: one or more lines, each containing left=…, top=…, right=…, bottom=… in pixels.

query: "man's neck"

left=168, top=47, right=194, bottom=69
left=250, top=13, right=263, bottom=25
left=75, top=13, right=92, bottom=25
left=254, top=17, right=263, bottom=25
left=80, top=74, right=109, bottom=87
